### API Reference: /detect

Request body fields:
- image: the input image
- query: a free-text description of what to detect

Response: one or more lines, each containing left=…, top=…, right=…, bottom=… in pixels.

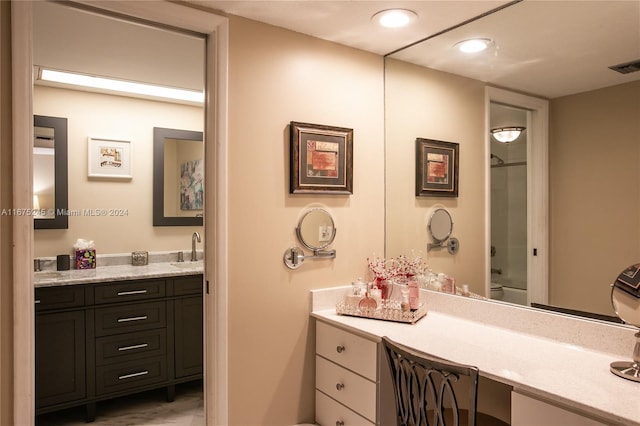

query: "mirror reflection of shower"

left=490, top=102, right=528, bottom=305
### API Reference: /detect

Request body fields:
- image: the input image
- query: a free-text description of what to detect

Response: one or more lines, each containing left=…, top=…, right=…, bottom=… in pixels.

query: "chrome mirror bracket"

left=283, top=246, right=336, bottom=270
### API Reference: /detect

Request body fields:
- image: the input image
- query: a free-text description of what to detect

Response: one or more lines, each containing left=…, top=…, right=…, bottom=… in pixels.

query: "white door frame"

left=11, top=2, right=229, bottom=424
left=484, top=87, right=549, bottom=305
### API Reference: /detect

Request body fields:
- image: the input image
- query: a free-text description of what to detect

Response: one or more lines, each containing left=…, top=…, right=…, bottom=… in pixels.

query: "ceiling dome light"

left=455, top=38, right=492, bottom=53
left=491, top=127, right=526, bottom=143
left=372, top=9, right=417, bottom=28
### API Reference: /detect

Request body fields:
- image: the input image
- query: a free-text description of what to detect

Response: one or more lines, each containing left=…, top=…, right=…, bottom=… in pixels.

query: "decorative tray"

left=336, top=301, right=427, bottom=324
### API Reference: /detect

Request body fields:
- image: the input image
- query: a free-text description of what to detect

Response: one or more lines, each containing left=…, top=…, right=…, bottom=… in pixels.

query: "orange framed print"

left=290, top=121, right=353, bottom=194
left=416, top=138, right=459, bottom=197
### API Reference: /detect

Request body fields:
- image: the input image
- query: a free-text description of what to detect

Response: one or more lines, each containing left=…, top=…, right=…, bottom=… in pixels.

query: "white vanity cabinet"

left=315, top=321, right=395, bottom=426
left=511, top=391, right=608, bottom=426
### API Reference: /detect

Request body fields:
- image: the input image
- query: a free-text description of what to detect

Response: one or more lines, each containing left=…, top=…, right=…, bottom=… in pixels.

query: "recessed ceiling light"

left=372, top=9, right=417, bottom=28
left=455, top=38, right=493, bottom=53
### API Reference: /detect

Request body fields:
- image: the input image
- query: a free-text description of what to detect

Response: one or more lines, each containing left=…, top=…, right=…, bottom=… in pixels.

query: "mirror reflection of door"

left=490, top=102, right=528, bottom=306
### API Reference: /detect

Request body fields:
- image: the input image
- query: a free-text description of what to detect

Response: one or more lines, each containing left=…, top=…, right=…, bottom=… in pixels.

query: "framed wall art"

left=88, top=137, right=132, bottom=179
left=415, top=138, right=459, bottom=197
left=290, top=121, right=353, bottom=194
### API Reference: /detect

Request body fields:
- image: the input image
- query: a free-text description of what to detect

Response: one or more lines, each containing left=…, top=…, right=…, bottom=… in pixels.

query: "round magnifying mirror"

left=296, top=208, right=336, bottom=251
left=428, top=208, right=453, bottom=243
left=609, top=263, right=640, bottom=382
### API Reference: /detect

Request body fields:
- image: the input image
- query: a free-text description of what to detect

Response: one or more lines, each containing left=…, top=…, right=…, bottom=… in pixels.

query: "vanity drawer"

left=95, top=301, right=166, bottom=337
left=316, top=390, right=374, bottom=426
left=94, top=279, right=165, bottom=305
left=316, top=321, right=377, bottom=380
left=173, top=275, right=203, bottom=296
left=95, top=328, right=166, bottom=366
left=95, top=356, right=167, bottom=396
left=316, top=355, right=376, bottom=423
left=35, top=285, right=85, bottom=311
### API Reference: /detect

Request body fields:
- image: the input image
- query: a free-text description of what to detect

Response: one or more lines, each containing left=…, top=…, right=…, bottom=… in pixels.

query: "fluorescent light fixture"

left=455, top=38, right=492, bottom=53
left=372, top=9, right=417, bottom=28
left=491, top=127, right=525, bottom=143
left=39, top=68, right=204, bottom=104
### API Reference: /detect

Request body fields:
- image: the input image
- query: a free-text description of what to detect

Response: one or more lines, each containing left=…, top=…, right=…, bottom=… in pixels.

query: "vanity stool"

left=382, top=337, right=509, bottom=426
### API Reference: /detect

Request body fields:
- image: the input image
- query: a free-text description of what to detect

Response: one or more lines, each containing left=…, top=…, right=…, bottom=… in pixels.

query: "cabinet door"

left=174, top=295, right=203, bottom=378
left=36, top=310, right=86, bottom=408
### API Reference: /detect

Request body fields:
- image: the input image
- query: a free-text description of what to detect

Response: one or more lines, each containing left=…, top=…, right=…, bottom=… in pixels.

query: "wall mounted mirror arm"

left=283, top=208, right=337, bottom=269
left=283, top=246, right=337, bottom=269
left=426, top=208, right=459, bottom=255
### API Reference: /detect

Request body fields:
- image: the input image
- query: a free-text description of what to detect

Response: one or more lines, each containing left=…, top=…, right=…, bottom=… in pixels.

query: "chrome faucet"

left=191, top=232, right=201, bottom=261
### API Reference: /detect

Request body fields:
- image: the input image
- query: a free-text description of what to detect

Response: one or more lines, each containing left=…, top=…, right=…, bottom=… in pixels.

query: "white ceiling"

left=34, top=1, right=640, bottom=100
left=191, top=0, right=640, bottom=99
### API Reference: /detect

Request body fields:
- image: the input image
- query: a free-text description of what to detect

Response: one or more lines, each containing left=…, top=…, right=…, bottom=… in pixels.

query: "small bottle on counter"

left=400, top=287, right=410, bottom=312
left=407, top=276, right=420, bottom=311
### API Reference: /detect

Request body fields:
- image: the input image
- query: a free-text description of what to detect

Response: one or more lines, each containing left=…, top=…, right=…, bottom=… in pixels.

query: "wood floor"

left=36, top=381, right=204, bottom=426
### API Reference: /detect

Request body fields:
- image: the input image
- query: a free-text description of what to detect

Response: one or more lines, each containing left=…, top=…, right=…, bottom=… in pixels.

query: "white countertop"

left=34, top=260, right=203, bottom=288
left=311, top=287, right=640, bottom=426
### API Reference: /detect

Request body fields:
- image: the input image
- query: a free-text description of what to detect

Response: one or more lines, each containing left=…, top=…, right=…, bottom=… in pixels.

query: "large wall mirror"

left=385, top=1, right=640, bottom=320
left=34, top=115, right=68, bottom=229
left=153, top=127, right=204, bottom=227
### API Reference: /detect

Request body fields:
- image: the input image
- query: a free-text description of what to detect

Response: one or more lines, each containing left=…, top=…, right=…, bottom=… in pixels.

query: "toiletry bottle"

left=400, top=287, right=410, bottom=312
left=408, top=276, right=420, bottom=311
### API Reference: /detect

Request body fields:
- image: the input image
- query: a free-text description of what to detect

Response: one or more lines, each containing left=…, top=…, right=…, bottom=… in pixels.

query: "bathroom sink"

left=170, top=261, right=203, bottom=269
left=34, top=271, right=63, bottom=279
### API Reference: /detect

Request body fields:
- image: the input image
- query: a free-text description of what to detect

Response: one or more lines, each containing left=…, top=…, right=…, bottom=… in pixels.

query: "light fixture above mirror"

left=491, top=126, right=525, bottom=143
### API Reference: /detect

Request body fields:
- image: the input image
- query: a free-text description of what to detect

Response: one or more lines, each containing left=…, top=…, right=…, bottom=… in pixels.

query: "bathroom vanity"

left=311, top=287, right=640, bottom=426
left=34, top=263, right=203, bottom=421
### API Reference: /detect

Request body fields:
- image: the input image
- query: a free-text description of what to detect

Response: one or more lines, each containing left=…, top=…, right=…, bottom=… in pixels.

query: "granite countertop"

left=311, top=287, right=640, bottom=426
left=34, top=251, right=203, bottom=288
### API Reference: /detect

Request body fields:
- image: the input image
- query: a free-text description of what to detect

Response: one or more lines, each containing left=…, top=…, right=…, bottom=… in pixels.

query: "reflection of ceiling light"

left=455, top=38, right=492, bottom=53
left=37, top=68, right=204, bottom=104
left=372, top=9, right=417, bottom=28
left=491, top=127, right=526, bottom=143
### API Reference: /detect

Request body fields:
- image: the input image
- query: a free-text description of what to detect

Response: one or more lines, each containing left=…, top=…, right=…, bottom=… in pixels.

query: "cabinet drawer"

left=96, top=356, right=167, bottom=396
left=316, top=389, right=375, bottom=426
left=174, top=275, right=203, bottom=296
left=35, top=285, right=85, bottom=311
left=316, top=321, right=377, bottom=380
left=96, top=329, right=166, bottom=366
left=316, top=356, right=376, bottom=423
left=95, top=301, right=166, bottom=337
left=94, top=280, right=165, bottom=304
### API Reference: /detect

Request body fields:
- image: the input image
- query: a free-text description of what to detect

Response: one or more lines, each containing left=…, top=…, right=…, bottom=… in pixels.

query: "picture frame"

left=88, top=137, right=132, bottom=179
left=290, top=121, right=353, bottom=194
left=415, top=138, right=459, bottom=197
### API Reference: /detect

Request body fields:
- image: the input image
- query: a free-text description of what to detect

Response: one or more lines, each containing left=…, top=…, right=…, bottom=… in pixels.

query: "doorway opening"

left=489, top=102, right=528, bottom=306
left=485, top=87, right=549, bottom=308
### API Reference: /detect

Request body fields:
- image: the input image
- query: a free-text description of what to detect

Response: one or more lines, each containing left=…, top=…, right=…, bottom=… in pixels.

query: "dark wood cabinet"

left=35, top=309, right=86, bottom=409
left=35, top=274, right=203, bottom=421
left=174, top=295, right=203, bottom=378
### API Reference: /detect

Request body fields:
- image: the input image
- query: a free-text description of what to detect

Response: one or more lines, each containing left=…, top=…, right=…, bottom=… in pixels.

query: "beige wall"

left=385, top=58, right=486, bottom=293
left=549, top=80, right=640, bottom=315
left=33, top=86, right=204, bottom=257
left=227, top=16, right=384, bottom=424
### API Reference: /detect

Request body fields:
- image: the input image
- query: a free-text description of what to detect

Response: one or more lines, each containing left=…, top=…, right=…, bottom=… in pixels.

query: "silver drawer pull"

left=336, top=421, right=344, bottom=426
left=117, top=289, right=148, bottom=296
left=336, top=383, right=344, bottom=391
left=34, top=300, right=41, bottom=304
left=118, top=370, right=148, bottom=380
left=117, top=315, right=148, bottom=323
left=118, top=343, right=149, bottom=352
left=336, top=345, right=345, bottom=353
